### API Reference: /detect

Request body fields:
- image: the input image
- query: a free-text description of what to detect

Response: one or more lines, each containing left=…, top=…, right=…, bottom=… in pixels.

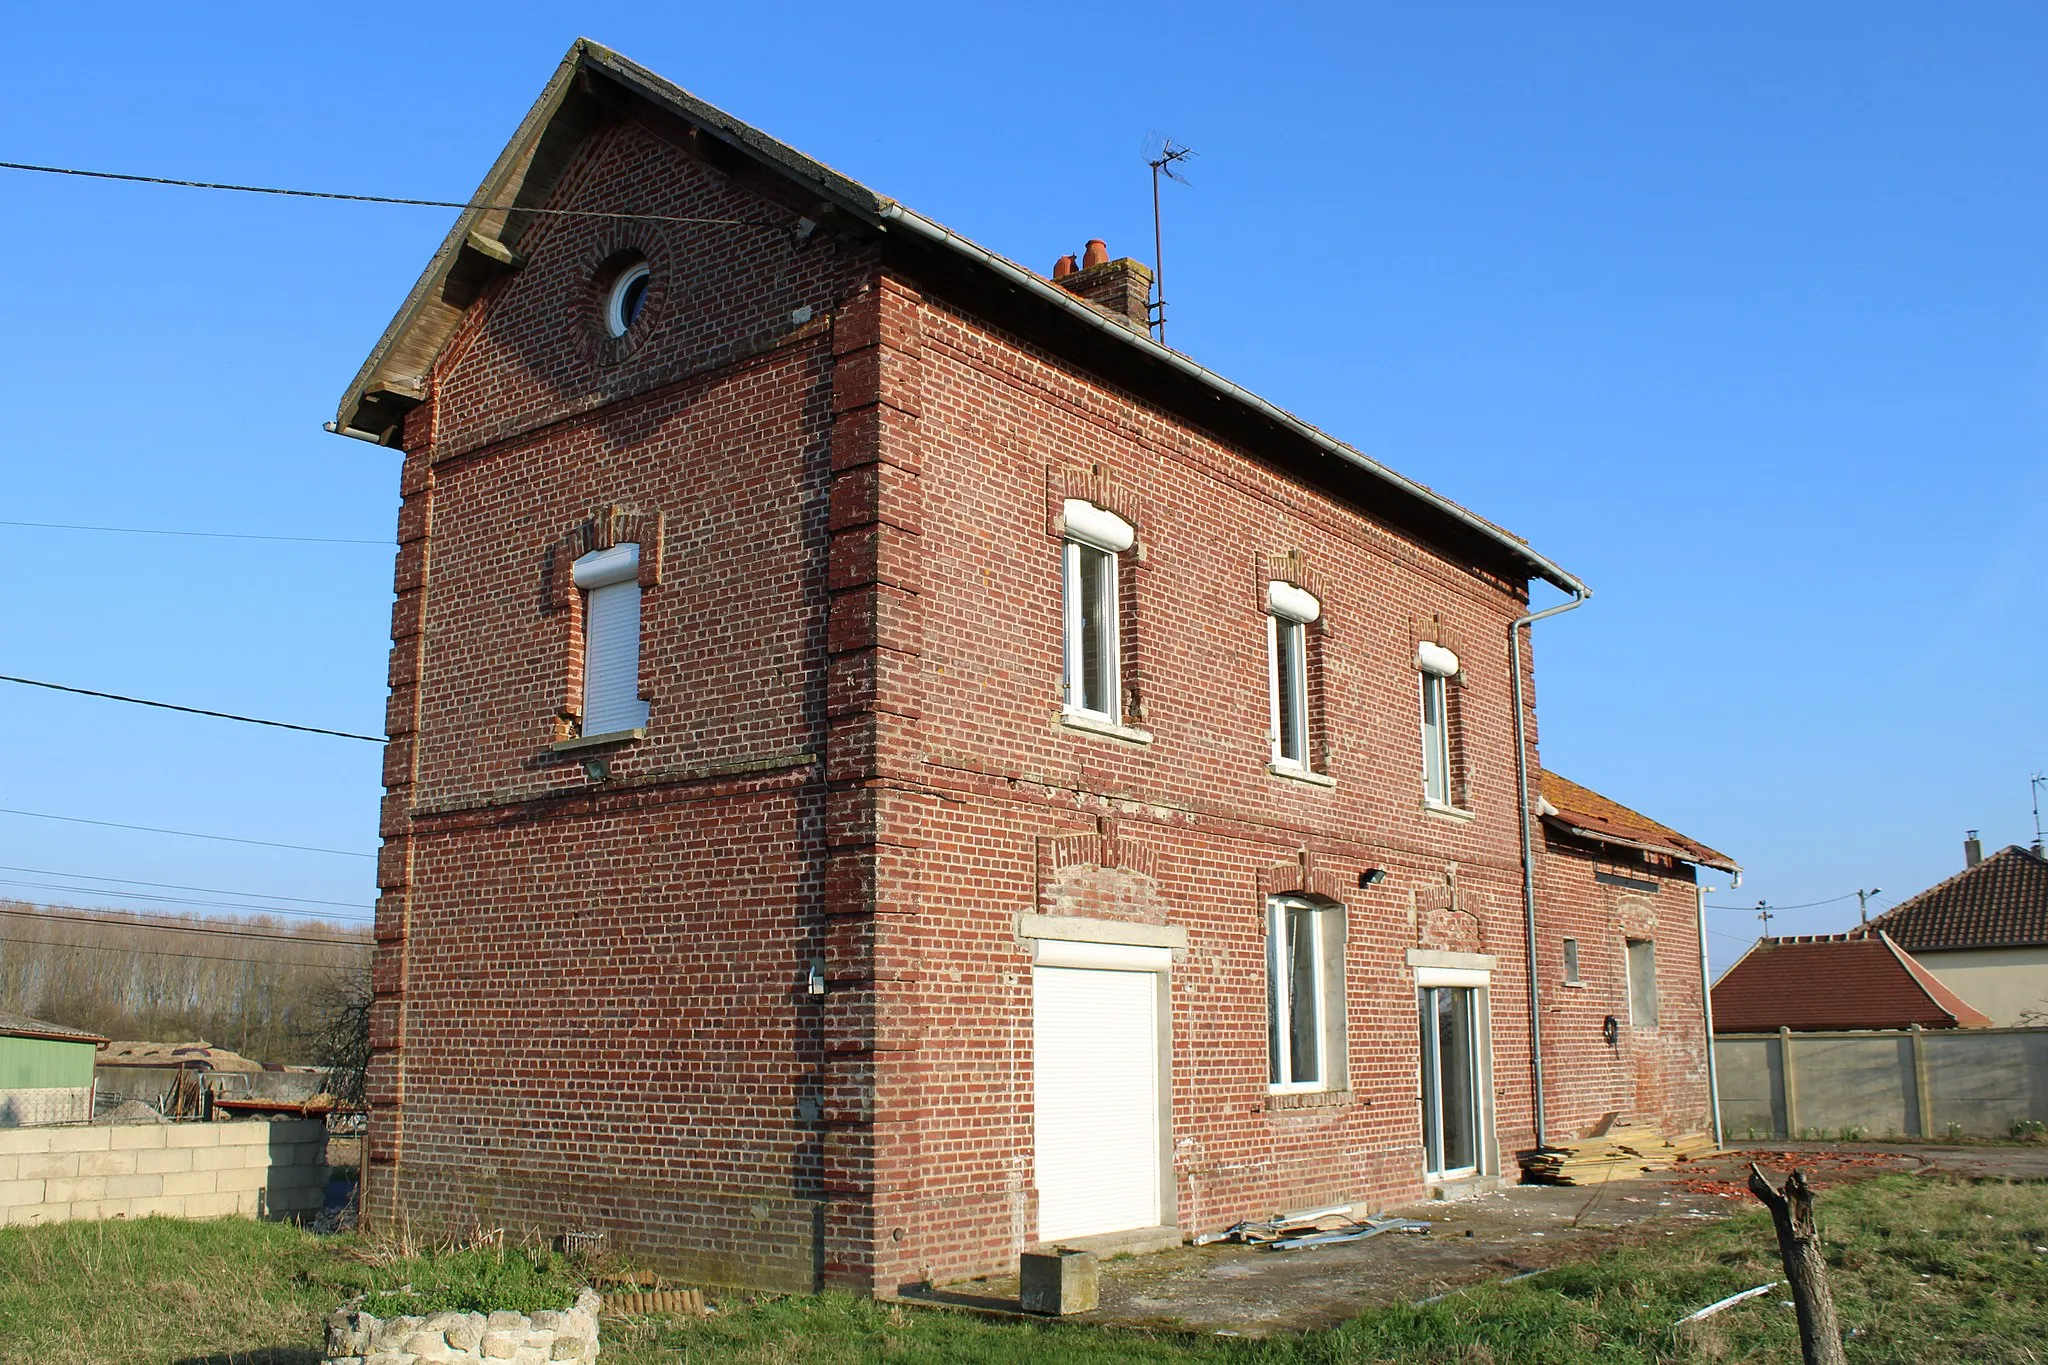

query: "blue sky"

left=0, top=4, right=2041, bottom=974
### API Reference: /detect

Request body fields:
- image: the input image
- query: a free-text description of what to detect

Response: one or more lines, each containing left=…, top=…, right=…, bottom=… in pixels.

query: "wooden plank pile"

left=1521, top=1121, right=1720, bottom=1186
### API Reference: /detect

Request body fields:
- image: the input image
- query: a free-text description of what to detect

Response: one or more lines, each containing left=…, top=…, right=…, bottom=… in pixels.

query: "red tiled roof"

left=1710, top=932, right=1993, bottom=1033
left=1540, top=772, right=1738, bottom=873
left=1865, top=844, right=2048, bottom=952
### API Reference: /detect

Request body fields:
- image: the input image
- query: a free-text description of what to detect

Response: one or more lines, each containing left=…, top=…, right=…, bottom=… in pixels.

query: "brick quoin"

left=334, top=41, right=1732, bottom=1295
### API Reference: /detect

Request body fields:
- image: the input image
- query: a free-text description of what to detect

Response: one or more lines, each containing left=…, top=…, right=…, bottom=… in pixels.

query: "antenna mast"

left=2032, top=772, right=2046, bottom=855
left=1145, top=136, right=1195, bottom=345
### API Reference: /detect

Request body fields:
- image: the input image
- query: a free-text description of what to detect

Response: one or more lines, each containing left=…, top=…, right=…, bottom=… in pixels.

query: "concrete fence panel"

left=0, top=1118, right=325, bottom=1228
left=1716, top=1027, right=2048, bottom=1139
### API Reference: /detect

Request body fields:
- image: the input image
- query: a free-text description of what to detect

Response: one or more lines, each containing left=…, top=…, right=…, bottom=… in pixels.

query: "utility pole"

left=1855, top=887, right=1882, bottom=927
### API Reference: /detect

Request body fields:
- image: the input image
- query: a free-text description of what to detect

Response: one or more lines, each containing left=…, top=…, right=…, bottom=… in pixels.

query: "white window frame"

left=1059, top=500, right=1133, bottom=725
left=1266, top=581, right=1319, bottom=772
left=573, top=542, right=650, bottom=737
left=1419, top=670, right=1453, bottom=806
left=606, top=262, right=651, bottom=337
left=1266, top=897, right=1336, bottom=1093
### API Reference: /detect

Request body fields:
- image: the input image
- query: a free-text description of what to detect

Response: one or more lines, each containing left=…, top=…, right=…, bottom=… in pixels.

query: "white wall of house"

left=1912, top=947, right=2048, bottom=1027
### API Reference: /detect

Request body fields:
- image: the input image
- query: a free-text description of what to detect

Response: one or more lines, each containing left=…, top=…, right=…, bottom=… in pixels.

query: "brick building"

left=331, top=40, right=1735, bottom=1293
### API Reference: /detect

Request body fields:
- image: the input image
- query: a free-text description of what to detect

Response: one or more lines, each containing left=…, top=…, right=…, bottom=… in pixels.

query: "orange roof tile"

left=1710, top=931, right=1992, bottom=1032
left=1540, top=771, right=1738, bottom=872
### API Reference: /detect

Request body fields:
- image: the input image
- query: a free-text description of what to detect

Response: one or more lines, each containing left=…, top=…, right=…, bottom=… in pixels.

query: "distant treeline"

left=0, top=900, right=372, bottom=1065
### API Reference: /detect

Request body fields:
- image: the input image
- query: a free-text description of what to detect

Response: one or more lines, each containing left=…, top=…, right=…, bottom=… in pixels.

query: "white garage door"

left=1034, top=963, right=1163, bottom=1241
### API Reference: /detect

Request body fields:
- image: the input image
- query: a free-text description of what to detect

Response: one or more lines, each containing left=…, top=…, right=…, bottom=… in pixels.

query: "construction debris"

left=1675, top=1280, right=1780, bottom=1326
left=1205, top=1206, right=1432, bottom=1249
left=1520, top=1124, right=1720, bottom=1185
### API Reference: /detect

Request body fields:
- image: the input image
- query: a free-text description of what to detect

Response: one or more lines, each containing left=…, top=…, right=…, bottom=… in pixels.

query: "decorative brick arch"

left=1036, top=817, right=1164, bottom=923
left=1255, top=849, right=1352, bottom=906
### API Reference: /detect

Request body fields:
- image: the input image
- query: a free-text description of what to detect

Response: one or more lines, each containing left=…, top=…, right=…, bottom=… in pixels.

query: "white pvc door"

left=1033, top=965, right=1162, bottom=1241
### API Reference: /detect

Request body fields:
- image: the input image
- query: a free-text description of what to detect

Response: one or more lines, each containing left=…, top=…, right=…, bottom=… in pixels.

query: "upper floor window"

left=1267, top=581, right=1321, bottom=771
left=606, top=262, right=652, bottom=337
left=1416, top=642, right=1460, bottom=807
left=1060, top=499, right=1133, bottom=723
left=574, top=543, right=650, bottom=736
left=1626, top=938, right=1659, bottom=1027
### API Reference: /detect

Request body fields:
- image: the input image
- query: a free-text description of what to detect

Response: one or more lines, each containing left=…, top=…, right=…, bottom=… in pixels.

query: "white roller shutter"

left=1034, top=965, right=1163, bottom=1241
left=574, top=544, right=649, bottom=736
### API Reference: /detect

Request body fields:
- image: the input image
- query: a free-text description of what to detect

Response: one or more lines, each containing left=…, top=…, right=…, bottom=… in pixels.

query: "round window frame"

left=605, top=261, right=653, bottom=338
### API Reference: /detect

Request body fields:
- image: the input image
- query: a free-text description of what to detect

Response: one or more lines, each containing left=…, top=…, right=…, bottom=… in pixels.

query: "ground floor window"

left=1420, top=984, right=1482, bottom=1178
left=1266, top=897, right=1345, bottom=1092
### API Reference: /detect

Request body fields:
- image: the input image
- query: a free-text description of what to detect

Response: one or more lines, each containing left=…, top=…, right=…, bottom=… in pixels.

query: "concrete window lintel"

left=1019, top=914, right=1188, bottom=951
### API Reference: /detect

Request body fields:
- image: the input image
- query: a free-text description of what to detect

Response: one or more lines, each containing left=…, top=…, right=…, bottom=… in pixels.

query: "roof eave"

left=1543, top=814, right=1740, bottom=874
left=333, top=41, right=1586, bottom=595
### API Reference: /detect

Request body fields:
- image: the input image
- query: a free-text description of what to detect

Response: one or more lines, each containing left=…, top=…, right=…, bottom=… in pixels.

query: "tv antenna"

left=2032, top=772, right=2046, bottom=855
left=1755, top=901, right=1775, bottom=937
left=1144, top=133, right=1196, bottom=346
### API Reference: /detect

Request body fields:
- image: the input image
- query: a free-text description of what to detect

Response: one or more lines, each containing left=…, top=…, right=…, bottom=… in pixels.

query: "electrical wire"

left=0, top=518, right=386, bottom=546
left=0, top=807, right=374, bottom=859
left=0, top=903, right=369, bottom=948
left=0, top=160, right=793, bottom=232
left=0, top=931, right=362, bottom=975
left=0, top=675, right=383, bottom=743
left=0, top=864, right=370, bottom=911
left=0, top=881, right=372, bottom=924
left=1706, top=892, right=1858, bottom=912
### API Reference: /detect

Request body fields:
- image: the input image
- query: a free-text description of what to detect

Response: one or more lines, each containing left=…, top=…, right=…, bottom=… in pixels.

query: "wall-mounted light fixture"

left=1358, top=868, right=1387, bottom=888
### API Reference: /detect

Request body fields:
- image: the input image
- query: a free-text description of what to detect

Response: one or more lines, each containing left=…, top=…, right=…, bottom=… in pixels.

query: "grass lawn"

left=1, top=1174, right=2044, bottom=1364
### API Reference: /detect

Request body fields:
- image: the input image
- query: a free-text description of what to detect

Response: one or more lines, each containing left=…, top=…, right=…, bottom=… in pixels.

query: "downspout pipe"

left=1510, top=586, right=1590, bottom=1151
left=1698, top=881, right=1724, bottom=1146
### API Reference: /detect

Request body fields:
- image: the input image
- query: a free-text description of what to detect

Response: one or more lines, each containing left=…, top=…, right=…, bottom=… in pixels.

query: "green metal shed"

left=0, top=1012, right=108, bottom=1126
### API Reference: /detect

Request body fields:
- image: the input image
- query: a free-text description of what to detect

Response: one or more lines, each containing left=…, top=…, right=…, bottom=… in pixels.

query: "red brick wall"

left=1533, top=837, right=1713, bottom=1139
left=367, top=99, right=1702, bottom=1296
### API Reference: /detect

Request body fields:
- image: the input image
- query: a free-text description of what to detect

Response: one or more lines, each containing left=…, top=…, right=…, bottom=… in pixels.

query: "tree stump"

left=1747, top=1163, right=1847, bottom=1365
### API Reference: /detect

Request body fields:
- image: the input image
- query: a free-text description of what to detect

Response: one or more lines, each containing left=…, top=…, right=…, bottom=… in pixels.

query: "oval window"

left=606, top=263, right=651, bottom=337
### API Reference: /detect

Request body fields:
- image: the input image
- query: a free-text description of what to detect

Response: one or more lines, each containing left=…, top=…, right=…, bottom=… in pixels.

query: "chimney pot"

left=1053, top=254, right=1078, bottom=279
left=1082, top=239, right=1110, bottom=269
left=1965, top=830, right=1983, bottom=868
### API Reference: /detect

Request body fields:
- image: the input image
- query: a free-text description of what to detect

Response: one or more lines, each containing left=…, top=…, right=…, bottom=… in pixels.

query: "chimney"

left=1965, top=830, right=1983, bottom=867
left=1051, top=238, right=1153, bottom=335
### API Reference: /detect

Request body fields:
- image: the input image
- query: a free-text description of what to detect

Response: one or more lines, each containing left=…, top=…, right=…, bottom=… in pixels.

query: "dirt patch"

left=928, top=1142, right=2007, bottom=1336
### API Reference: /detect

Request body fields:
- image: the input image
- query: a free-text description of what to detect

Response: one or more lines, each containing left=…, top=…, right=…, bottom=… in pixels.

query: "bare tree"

left=302, top=970, right=373, bottom=1105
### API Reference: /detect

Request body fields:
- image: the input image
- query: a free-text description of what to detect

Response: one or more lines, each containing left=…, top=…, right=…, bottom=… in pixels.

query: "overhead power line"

left=0, top=518, right=387, bottom=546
left=0, top=903, right=370, bottom=949
left=1706, top=892, right=1858, bottom=912
left=0, top=864, right=370, bottom=910
left=0, top=807, right=374, bottom=859
left=0, top=675, right=384, bottom=743
left=0, top=160, right=793, bottom=232
left=0, top=931, right=362, bottom=975
left=0, top=881, right=372, bottom=925
left=0, top=871, right=370, bottom=912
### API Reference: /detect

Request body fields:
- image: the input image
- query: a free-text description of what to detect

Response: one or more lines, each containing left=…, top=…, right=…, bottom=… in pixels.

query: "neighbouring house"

left=0, top=1012, right=106, bottom=1127
left=1862, top=840, right=2048, bottom=1028
left=1536, top=773, right=1738, bottom=1137
left=1710, top=932, right=1992, bottom=1033
left=332, top=39, right=1731, bottom=1293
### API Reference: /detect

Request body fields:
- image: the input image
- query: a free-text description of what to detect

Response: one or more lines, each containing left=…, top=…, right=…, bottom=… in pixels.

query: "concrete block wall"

left=0, top=1118, right=326, bottom=1227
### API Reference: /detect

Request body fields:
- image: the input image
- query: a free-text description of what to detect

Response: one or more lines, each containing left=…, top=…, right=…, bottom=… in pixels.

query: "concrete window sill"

left=550, top=727, right=647, bottom=754
left=1264, top=1088, right=1355, bottom=1113
left=1057, top=711, right=1154, bottom=746
left=1422, top=799, right=1476, bottom=824
left=1266, top=764, right=1336, bottom=789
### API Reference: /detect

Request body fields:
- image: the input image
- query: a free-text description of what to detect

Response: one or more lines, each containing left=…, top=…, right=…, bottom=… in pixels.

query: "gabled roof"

left=1710, top=931, right=1992, bottom=1033
left=1540, top=771, right=1738, bottom=873
left=333, top=38, right=1586, bottom=597
left=0, top=1011, right=108, bottom=1046
left=1866, top=844, right=2048, bottom=953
